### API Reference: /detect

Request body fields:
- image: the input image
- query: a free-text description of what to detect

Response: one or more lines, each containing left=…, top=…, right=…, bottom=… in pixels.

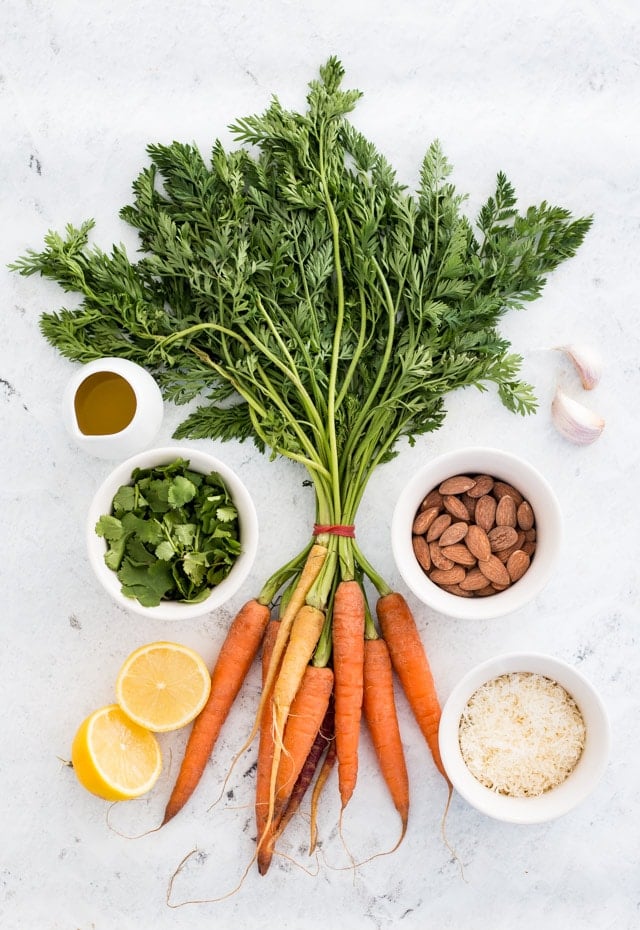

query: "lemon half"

left=115, top=641, right=211, bottom=733
left=71, top=704, right=162, bottom=801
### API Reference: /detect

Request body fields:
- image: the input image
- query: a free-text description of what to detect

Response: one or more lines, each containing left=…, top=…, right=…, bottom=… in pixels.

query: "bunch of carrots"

left=15, top=58, right=590, bottom=876
left=161, top=538, right=448, bottom=874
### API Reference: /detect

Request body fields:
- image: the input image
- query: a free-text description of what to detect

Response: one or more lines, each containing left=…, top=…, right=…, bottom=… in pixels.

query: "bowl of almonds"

left=391, top=447, right=563, bottom=619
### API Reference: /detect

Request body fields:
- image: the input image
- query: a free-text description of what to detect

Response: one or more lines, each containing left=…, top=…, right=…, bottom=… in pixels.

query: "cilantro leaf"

left=168, top=475, right=197, bottom=508
left=95, top=515, right=124, bottom=541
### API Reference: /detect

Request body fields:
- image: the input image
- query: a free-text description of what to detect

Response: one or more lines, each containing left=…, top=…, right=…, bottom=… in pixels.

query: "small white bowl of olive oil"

left=62, top=357, right=164, bottom=459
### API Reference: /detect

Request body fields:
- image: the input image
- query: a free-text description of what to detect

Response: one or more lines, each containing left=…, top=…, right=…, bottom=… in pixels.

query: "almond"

left=474, top=494, right=497, bottom=531
left=496, top=494, right=517, bottom=527
left=507, top=549, right=530, bottom=582
left=438, top=475, right=476, bottom=495
left=426, top=513, right=452, bottom=542
left=412, top=505, right=440, bottom=535
left=420, top=489, right=443, bottom=511
left=441, top=543, right=476, bottom=567
left=517, top=501, right=535, bottom=531
left=465, top=524, right=492, bottom=561
left=442, top=494, right=471, bottom=521
left=522, top=540, right=537, bottom=557
left=524, top=527, right=537, bottom=542
left=429, top=543, right=454, bottom=571
left=478, top=555, right=511, bottom=586
left=461, top=492, right=477, bottom=520
left=459, top=567, right=491, bottom=591
left=487, top=525, right=519, bottom=552
left=475, top=583, right=497, bottom=597
left=439, top=583, right=474, bottom=597
left=429, top=565, right=466, bottom=586
left=438, top=521, right=469, bottom=547
left=493, top=480, right=524, bottom=506
left=496, top=531, right=527, bottom=563
left=466, top=474, right=495, bottom=498
left=412, top=535, right=432, bottom=572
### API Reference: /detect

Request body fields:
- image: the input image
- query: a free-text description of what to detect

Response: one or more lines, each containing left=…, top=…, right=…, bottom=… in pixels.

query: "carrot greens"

left=13, top=58, right=591, bottom=861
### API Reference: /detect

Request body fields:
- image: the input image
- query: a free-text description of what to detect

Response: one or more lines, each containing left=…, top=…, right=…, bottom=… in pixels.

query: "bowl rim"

left=438, top=651, right=611, bottom=823
left=86, top=445, right=259, bottom=620
left=391, top=446, right=563, bottom=619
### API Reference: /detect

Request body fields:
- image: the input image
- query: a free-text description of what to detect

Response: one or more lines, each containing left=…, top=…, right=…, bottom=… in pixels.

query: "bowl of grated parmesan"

left=438, top=652, right=610, bottom=823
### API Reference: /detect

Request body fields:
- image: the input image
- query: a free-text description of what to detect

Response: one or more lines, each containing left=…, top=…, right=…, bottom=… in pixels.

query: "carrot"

left=255, top=619, right=280, bottom=846
left=272, top=605, right=325, bottom=747
left=309, top=708, right=337, bottom=854
left=162, top=598, right=271, bottom=825
left=236, top=544, right=328, bottom=761
left=275, top=696, right=334, bottom=846
left=376, top=592, right=448, bottom=781
left=257, top=664, right=334, bottom=875
left=363, top=637, right=409, bottom=839
left=331, top=579, right=365, bottom=809
left=256, top=604, right=326, bottom=871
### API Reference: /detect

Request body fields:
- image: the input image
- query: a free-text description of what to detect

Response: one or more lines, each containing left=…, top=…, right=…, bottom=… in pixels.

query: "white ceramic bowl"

left=438, top=652, right=610, bottom=823
left=391, top=447, right=563, bottom=619
left=86, top=446, right=259, bottom=620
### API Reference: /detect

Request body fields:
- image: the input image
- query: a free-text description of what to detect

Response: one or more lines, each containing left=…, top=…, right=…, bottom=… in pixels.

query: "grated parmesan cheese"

left=458, top=672, right=586, bottom=797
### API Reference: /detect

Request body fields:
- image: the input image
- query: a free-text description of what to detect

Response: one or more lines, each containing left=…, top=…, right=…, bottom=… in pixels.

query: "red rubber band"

left=313, top=523, right=356, bottom=538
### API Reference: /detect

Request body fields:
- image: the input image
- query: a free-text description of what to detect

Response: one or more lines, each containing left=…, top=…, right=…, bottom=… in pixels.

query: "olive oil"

left=74, top=371, right=137, bottom=435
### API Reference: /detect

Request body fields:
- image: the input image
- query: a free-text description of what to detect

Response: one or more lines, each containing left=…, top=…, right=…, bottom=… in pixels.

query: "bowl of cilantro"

left=86, top=446, right=259, bottom=620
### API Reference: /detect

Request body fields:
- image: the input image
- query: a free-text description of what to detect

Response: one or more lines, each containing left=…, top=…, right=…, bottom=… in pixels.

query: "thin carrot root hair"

left=105, top=801, right=165, bottom=840
left=325, top=823, right=410, bottom=874
left=439, top=782, right=465, bottom=880
left=166, top=845, right=259, bottom=907
left=166, top=831, right=323, bottom=908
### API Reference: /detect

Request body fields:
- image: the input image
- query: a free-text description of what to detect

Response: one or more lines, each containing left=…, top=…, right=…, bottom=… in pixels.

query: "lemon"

left=115, top=641, right=211, bottom=733
left=71, top=704, right=162, bottom=801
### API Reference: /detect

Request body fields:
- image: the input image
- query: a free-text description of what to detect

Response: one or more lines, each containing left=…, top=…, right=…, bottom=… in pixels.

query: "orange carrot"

left=376, top=592, right=448, bottom=781
left=332, top=579, right=365, bottom=809
left=260, top=544, right=328, bottom=714
left=258, top=665, right=334, bottom=875
left=272, top=605, right=325, bottom=746
left=162, top=598, right=271, bottom=825
left=274, top=665, right=334, bottom=813
left=363, top=637, right=409, bottom=838
left=255, top=619, right=280, bottom=846
left=276, top=696, right=334, bottom=845
left=237, top=544, right=328, bottom=761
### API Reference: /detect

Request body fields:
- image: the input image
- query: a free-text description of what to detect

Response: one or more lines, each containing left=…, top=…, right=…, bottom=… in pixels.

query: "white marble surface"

left=2, top=2, right=639, bottom=928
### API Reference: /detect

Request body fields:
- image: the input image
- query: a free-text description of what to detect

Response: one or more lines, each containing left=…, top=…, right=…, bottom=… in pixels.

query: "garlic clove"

left=551, top=388, right=605, bottom=445
left=557, top=343, right=603, bottom=390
